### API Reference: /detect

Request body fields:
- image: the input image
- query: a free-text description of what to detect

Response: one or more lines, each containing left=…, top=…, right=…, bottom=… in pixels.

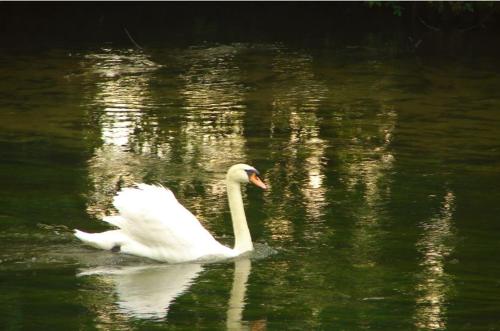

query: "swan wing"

left=109, top=184, right=232, bottom=262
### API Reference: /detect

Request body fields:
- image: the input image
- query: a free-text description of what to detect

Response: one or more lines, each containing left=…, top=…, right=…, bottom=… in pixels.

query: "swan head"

left=226, top=164, right=267, bottom=190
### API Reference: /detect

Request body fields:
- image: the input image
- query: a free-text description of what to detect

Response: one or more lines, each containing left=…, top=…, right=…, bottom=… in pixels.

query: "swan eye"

left=244, top=168, right=260, bottom=178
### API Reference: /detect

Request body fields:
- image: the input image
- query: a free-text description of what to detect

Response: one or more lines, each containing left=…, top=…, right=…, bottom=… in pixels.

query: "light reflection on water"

left=83, top=45, right=252, bottom=227
left=80, top=45, right=335, bottom=237
left=176, top=45, right=248, bottom=223
left=326, top=61, right=399, bottom=276
left=265, top=50, right=329, bottom=242
left=414, top=191, right=456, bottom=330
left=83, top=49, right=162, bottom=219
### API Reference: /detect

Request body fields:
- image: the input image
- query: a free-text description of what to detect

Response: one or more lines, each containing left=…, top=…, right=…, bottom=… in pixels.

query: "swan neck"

left=226, top=179, right=253, bottom=254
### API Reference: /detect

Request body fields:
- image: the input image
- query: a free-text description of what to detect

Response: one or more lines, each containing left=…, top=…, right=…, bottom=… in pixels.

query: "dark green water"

left=1, top=44, right=500, bottom=330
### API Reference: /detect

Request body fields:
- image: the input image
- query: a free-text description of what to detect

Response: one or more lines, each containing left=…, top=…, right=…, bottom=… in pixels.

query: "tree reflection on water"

left=264, top=50, right=329, bottom=242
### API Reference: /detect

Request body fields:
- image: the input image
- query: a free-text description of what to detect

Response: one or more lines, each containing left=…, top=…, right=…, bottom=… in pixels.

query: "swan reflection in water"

left=78, top=258, right=261, bottom=330
left=79, top=262, right=203, bottom=319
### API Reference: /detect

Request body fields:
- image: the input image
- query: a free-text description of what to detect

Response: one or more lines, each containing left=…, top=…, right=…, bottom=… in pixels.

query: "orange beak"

left=249, top=173, right=267, bottom=190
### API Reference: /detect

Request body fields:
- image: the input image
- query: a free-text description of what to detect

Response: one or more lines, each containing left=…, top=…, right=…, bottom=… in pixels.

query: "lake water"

left=1, top=43, right=499, bottom=330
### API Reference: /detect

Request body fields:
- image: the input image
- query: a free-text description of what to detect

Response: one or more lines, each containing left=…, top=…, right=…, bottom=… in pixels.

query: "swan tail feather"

left=74, top=229, right=123, bottom=251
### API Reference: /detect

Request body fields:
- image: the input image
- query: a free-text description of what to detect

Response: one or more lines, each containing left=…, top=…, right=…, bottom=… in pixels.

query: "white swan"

left=74, top=164, right=266, bottom=263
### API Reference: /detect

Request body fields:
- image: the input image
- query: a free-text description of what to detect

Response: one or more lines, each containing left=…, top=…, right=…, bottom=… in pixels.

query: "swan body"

left=75, top=164, right=266, bottom=263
